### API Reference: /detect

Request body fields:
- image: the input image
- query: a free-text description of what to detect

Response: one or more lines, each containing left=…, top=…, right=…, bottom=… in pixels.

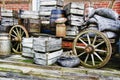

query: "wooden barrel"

left=0, top=33, right=11, bottom=56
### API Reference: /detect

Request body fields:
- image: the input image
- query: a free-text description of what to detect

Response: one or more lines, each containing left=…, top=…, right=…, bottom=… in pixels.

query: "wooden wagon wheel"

left=73, top=29, right=112, bottom=68
left=9, top=25, right=29, bottom=54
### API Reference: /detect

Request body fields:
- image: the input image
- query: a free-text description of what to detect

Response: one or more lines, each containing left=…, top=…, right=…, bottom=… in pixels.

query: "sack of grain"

left=89, top=8, right=119, bottom=20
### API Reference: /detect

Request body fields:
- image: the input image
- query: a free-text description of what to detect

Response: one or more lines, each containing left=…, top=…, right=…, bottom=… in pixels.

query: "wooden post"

left=2, top=0, right=5, bottom=9
left=109, top=0, right=115, bottom=9
left=29, top=0, right=32, bottom=10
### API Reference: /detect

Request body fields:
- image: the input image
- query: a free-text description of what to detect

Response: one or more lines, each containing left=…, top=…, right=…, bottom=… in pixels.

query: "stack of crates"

left=33, top=36, right=63, bottom=65
left=63, top=2, right=85, bottom=36
left=22, top=37, right=34, bottom=58
left=1, top=8, right=18, bottom=32
left=39, top=0, right=64, bottom=34
left=19, top=10, right=40, bottom=33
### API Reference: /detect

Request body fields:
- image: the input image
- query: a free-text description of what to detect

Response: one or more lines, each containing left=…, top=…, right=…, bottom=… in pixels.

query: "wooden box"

left=40, top=0, right=63, bottom=6
left=67, top=14, right=84, bottom=21
left=66, top=30, right=79, bottom=36
left=22, top=37, right=34, bottom=48
left=33, top=49, right=63, bottom=65
left=66, top=25, right=78, bottom=31
left=29, top=19, right=40, bottom=33
left=22, top=37, right=34, bottom=58
left=65, top=9, right=84, bottom=15
left=33, top=37, right=62, bottom=52
left=64, top=2, right=84, bottom=15
left=64, top=2, right=84, bottom=10
left=67, top=20, right=83, bottom=26
left=22, top=47, right=33, bottom=58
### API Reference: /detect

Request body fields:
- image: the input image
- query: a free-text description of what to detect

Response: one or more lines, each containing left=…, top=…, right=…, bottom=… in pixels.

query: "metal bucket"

left=0, top=33, right=11, bottom=56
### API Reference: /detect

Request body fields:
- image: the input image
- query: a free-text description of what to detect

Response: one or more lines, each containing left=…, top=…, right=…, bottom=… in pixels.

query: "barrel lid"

left=55, top=18, right=67, bottom=24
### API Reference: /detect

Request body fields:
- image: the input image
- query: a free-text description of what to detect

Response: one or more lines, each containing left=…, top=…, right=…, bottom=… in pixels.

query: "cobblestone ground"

left=0, top=53, right=119, bottom=80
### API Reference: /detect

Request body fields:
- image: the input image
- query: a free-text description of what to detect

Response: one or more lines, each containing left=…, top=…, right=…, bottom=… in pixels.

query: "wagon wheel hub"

left=12, top=37, right=21, bottom=42
left=85, top=45, right=94, bottom=54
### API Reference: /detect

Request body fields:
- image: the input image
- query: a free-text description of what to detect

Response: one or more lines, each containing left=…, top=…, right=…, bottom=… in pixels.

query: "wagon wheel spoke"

left=84, top=54, right=89, bottom=63
left=79, top=38, right=87, bottom=46
left=95, top=41, right=105, bottom=48
left=12, top=29, right=18, bottom=36
left=21, top=31, right=25, bottom=37
left=13, top=42, right=17, bottom=47
left=92, top=35, right=97, bottom=45
left=75, top=46, right=85, bottom=49
left=95, top=49, right=107, bottom=53
left=94, top=52, right=103, bottom=62
left=20, top=27, right=22, bottom=36
left=11, top=34, right=16, bottom=38
left=91, top=54, right=95, bottom=66
left=87, top=34, right=91, bottom=44
left=15, top=27, right=20, bottom=36
left=16, top=43, right=20, bottom=51
left=20, top=43, right=22, bottom=51
left=78, top=51, right=86, bottom=57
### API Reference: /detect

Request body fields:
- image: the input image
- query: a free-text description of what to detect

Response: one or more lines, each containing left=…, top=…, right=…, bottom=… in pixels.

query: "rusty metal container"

left=0, top=33, right=11, bottom=56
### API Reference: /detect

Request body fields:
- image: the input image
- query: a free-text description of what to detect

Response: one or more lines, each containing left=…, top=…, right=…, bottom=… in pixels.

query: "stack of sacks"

left=88, top=8, right=120, bottom=38
left=63, top=2, right=84, bottom=36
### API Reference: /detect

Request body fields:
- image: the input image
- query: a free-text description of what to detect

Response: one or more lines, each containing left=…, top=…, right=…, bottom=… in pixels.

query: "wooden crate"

left=29, top=19, right=40, bottom=33
left=64, top=2, right=84, bottom=15
left=67, top=14, right=84, bottom=22
left=22, top=37, right=34, bottom=58
left=40, top=0, right=63, bottom=6
left=66, top=25, right=79, bottom=31
left=64, top=2, right=84, bottom=10
left=66, top=30, right=79, bottom=36
left=22, top=47, right=33, bottom=58
left=22, top=37, right=34, bottom=48
left=33, top=49, right=63, bottom=65
left=33, top=37, right=62, bottom=52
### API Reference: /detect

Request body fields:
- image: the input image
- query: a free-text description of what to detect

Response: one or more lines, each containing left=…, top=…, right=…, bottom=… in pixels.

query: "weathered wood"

left=64, top=2, right=84, bottom=10
left=33, top=49, right=63, bottom=65
left=33, top=37, right=62, bottom=52
left=66, top=30, right=79, bottom=36
left=40, top=0, right=63, bottom=6
left=64, top=2, right=84, bottom=15
left=0, top=58, right=120, bottom=80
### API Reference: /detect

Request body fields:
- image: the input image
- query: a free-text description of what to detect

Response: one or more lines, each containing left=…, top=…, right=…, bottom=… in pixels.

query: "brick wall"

left=0, top=0, right=30, bottom=11
left=0, top=4, right=29, bottom=11
left=0, top=0, right=120, bottom=14
left=64, top=0, right=120, bottom=15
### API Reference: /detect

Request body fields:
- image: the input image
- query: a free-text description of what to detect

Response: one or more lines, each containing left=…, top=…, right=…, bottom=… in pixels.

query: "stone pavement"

left=0, top=54, right=119, bottom=80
